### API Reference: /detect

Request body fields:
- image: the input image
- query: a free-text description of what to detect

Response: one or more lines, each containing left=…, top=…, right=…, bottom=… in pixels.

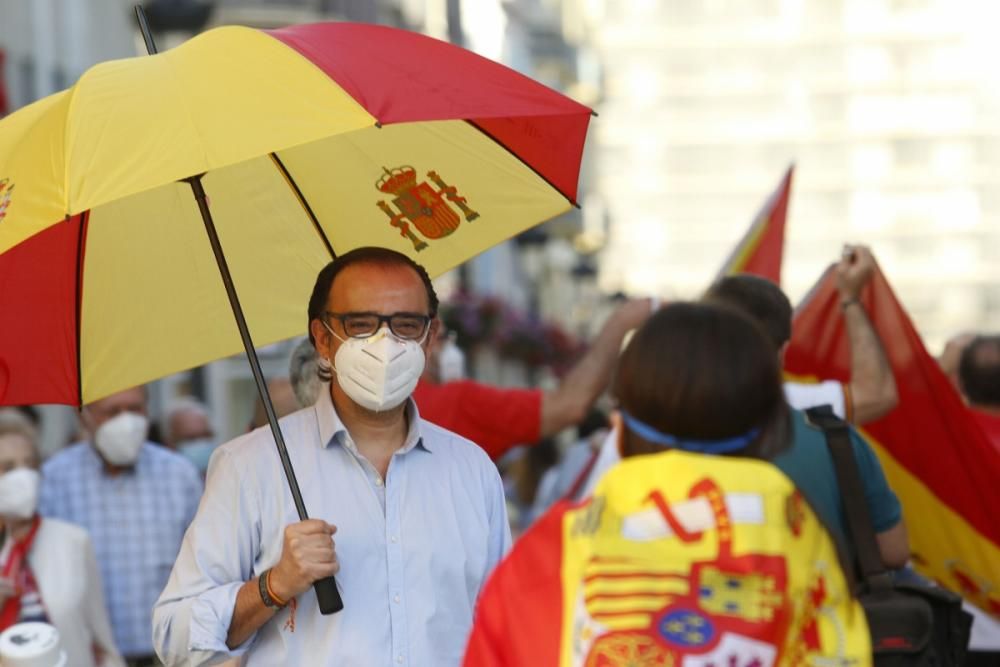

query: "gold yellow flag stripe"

left=862, top=430, right=1000, bottom=614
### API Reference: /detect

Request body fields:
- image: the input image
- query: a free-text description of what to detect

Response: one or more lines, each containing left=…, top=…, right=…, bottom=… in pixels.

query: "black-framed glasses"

left=324, top=311, right=431, bottom=340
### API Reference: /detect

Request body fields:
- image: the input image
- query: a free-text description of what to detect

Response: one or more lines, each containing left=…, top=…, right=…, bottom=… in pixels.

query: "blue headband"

left=620, top=411, right=760, bottom=455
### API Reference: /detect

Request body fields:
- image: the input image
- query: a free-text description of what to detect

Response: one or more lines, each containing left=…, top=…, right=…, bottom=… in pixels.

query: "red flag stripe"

left=717, top=165, right=793, bottom=285
left=266, top=23, right=592, bottom=202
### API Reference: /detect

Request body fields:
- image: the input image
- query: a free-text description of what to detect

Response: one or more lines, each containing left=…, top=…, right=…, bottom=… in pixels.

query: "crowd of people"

left=0, top=243, right=996, bottom=665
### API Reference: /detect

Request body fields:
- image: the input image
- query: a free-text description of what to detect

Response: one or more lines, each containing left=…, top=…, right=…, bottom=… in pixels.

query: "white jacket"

left=27, top=518, right=124, bottom=667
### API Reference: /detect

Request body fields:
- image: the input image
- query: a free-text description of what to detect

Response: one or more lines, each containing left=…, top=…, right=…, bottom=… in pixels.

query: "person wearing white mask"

left=154, top=247, right=510, bottom=667
left=0, top=412, right=124, bottom=667
left=38, top=387, right=202, bottom=666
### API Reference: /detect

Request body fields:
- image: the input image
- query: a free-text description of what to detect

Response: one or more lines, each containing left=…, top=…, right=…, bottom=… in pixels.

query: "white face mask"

left=0, top=468, right=40, bottom=520
left=93, top=412, right=148, bottom=466
left=328, top=326, right=426, bottom=412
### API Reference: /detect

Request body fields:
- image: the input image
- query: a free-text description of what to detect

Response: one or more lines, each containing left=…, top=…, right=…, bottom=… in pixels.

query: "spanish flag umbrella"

left=0, top=18, right=592, bottom=613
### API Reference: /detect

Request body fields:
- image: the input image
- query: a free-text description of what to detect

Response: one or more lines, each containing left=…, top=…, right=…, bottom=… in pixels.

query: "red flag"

left=785, top=263, right=1000, bottom=618
left=716, top=164, right=793, bottom=286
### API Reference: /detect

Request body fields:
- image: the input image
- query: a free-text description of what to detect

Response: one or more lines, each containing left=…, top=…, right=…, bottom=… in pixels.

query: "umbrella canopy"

left=0, top=22, right=591, bottom=407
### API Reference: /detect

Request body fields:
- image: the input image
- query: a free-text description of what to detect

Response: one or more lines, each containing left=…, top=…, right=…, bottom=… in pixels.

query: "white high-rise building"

left=585, top=0, right=1000, bottom=350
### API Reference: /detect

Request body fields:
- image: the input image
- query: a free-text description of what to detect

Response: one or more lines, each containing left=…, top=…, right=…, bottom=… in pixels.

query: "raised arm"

left=837, top=245, right=898, bottom=424
left=539, top=298, right=655, bottom=437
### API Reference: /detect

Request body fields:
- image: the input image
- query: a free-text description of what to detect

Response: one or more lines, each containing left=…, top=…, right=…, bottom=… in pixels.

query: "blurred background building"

left=586, top=0, right=1000, bottom=350
left=2, top=0, right=998, bottom=450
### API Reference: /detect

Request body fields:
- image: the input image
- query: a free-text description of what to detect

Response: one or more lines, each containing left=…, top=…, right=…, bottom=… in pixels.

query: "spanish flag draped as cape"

left=716, top=165, right=794, bottom=285
left=785, top=264, right=1000, bottom=619
left=465, top=450, right=870, bottom=666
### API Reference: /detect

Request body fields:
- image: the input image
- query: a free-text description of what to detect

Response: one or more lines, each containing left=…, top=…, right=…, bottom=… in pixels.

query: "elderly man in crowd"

left=39, top=386, right=202, bottom=667
left=959, top=334, right=1000, bottom=454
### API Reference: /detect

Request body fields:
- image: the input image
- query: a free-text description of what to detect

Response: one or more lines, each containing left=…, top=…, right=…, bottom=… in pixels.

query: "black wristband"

left=258, top=569, right=286, bottom=610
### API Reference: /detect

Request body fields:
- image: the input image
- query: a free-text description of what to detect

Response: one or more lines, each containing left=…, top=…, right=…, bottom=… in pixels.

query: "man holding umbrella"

left=153, top=248, right=511, bottom=666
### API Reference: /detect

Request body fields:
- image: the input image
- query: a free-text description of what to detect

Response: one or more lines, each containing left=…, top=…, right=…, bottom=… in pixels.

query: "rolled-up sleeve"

left=153, top=446, right=261, bottom=666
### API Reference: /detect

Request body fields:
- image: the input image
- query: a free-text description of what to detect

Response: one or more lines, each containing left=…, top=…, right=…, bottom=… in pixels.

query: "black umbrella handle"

left=184, top=175, right=344, bottom=615
left=315, top=577, right=344, bottom=615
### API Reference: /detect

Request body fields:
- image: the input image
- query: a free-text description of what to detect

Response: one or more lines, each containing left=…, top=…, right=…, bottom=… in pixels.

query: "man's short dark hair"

left=703, top=274, right=793, bottom=351
left=307, top=247, right=439, bottom=346
left=959, top=335, right=1000, bottom=406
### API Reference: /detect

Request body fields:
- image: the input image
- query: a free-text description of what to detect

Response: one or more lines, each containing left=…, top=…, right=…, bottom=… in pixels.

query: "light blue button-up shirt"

left=153, top=388, right=511, bottom=666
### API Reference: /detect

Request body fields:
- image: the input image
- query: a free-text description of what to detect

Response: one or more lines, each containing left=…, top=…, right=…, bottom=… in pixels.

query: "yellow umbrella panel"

left=79, top=120, right=569, bottom=401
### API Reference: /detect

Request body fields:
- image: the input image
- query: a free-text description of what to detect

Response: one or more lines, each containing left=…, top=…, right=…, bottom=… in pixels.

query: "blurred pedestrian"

left=464, top=302, right=870, bottom=665
left=505, top=438, right=559, bottom=534
left=0, top=412, right=124, bottom=667
left=154, top=247, right=509, bottom=666
left=38, top=386, right=202, bottom=666
left=163, top=397, right=216, bottom=475
left=708, top=244, right=897, bottom=423
left=288, top=337, right=323, bottom=408
left=527, top=409, right=609, bottom=519
left=707, top=248, right=909, bottom=568
left=959, top=334, right=1000, bottom=454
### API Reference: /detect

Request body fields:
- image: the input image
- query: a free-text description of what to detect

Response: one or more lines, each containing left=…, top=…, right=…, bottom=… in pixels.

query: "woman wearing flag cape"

left=464, top=302, right=871, bottom=666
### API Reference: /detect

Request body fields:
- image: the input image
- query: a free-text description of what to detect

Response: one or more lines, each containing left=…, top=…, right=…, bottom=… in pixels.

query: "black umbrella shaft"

left=134, top=5, right=159, bottom=55
left=186, top=176, right=309, bottom=519
left=185, top=175, right=344, bottom=614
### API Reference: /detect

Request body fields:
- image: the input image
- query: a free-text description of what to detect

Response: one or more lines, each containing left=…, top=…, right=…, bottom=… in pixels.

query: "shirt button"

left=394, top=594, right=401, bottom=603
left=396, top=655, right=404, bottom=664
left=390, top=535, right=398, bottom=543
left=375, top=477, right=384, bottom=487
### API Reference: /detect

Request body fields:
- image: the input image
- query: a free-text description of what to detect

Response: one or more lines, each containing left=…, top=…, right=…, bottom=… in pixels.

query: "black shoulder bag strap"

left=804, top=405, right=892, bottom=593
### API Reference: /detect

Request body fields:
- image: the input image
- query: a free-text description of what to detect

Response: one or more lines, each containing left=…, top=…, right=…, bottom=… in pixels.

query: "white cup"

left=0, top=623, right=67, bottom=667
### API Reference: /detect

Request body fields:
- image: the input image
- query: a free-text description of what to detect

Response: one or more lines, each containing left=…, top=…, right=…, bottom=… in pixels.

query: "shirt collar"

left=314, top=384, right=431, bottom=454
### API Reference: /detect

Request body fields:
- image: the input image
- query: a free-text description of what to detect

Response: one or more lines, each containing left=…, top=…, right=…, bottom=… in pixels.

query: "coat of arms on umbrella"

left=0, top=178, right=12, bottom=223
left=376, top=166, right=479, bottom=251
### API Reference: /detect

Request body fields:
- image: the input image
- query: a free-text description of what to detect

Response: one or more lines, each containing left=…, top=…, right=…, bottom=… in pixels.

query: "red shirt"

left=412, top=379, right=542, bottom=460
left=970, top=408, right=1000, bottom=455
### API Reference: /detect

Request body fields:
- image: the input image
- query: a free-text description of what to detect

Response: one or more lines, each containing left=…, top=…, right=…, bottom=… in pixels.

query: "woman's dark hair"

left=612, top=301, right=790, bottom=460
left=307, top=247, right=439, bottom=346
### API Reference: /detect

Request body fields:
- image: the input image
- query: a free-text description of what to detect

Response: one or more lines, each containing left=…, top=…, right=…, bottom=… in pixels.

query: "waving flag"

left=465, top=450, right=870, bottom=666
left=716, top=165, right=794, bottom=285
left=785, top=264, right=1000, bottom=619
